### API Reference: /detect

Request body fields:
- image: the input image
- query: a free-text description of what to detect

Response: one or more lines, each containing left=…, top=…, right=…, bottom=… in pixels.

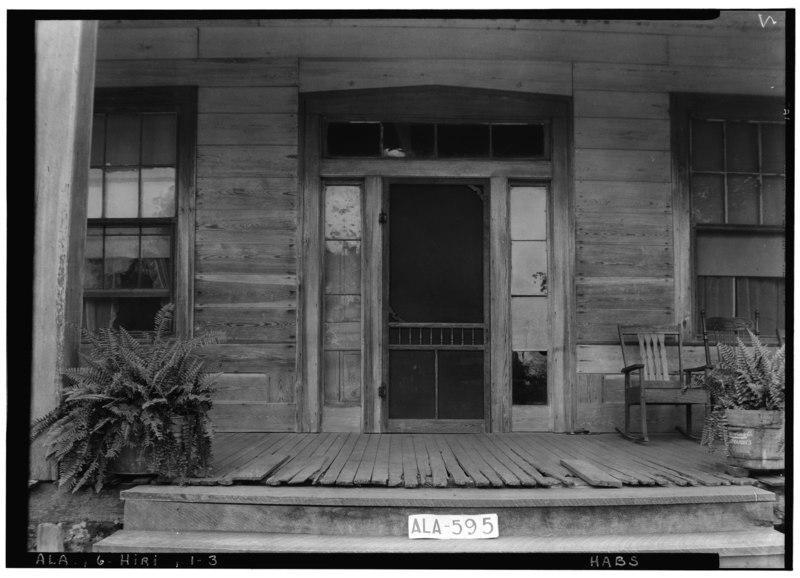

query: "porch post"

left=31, top=20, right=98, bottom=479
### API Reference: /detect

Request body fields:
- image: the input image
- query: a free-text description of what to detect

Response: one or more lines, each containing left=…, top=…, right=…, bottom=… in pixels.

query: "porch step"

left=93, top=528, right=785, bottom=568
left=117, top=485, right=776, bottom=537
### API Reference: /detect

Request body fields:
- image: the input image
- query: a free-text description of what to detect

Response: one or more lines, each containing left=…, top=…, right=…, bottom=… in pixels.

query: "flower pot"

left=108, top=418, right=185, bottom=475
left=108, top=444, right=156, bottom=475
left=725, top=409, right=784, bottom=470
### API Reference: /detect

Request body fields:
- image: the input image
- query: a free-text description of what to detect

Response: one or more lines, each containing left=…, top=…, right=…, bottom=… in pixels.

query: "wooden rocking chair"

left=700, top=309, right=760, bottom=366
left=616, top=324, right=709, bottom=443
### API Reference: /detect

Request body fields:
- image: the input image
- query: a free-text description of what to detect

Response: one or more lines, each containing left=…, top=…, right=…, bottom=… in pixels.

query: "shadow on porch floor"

left=183, top=432, right=755, bottom=490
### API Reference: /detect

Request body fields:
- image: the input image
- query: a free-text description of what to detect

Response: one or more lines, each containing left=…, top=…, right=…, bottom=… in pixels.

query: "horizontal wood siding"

left=96, top=59, right=300, bottom=433
left=93, top=16, right=785, bottom=434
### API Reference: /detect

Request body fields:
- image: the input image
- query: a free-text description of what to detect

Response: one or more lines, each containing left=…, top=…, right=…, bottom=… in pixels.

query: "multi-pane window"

left=325, top=121, right=548, bottom=159
left=677, top=95, right=786, bottom=336
left=83, top=88, right=195, bottom=333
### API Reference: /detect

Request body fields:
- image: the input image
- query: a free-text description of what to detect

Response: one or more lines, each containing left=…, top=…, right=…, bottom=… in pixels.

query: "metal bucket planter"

left=725, top=409, right=785, bottom=470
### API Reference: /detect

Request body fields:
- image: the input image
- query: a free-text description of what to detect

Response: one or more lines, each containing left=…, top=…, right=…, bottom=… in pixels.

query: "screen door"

left=387, top=183, right=486, bottom=432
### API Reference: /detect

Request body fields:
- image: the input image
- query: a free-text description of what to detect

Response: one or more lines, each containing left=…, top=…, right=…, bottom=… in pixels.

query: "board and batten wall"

left=94, top=14, right=785, bottom=433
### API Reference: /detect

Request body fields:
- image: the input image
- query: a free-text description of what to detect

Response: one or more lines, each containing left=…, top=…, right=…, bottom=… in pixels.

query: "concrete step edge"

left=120, top=484, right=776, bottom=508
left=94, top=528, right=785, bottom=556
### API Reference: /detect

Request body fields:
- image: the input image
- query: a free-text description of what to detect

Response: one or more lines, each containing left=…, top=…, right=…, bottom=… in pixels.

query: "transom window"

left=675, top=95, right=786, bottom=336
left=325, top=121, right=548, bottom=159
left=83, top=88, right=196, bottom=333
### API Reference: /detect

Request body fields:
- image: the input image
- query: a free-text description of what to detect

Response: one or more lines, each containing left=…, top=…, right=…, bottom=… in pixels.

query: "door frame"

left=301, top=86, right=575, bottom=433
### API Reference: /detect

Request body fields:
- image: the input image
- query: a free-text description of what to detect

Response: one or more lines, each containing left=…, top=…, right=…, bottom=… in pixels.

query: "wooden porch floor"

left=189, top=432, right=755, bottom=490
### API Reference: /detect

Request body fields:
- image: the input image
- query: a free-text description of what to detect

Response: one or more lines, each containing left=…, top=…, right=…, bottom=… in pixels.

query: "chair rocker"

left=616, top=324, right=708, bottom=443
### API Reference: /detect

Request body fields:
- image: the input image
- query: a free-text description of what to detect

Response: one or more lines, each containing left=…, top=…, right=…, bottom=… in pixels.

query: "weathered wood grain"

left=576, top=277, right=674, bottom=310
left=32, top=21, right=97, bottom=480
left=300, top=59, right=572, bottom=95
left=197, top=177, right=297, bottom=211
left=453, top=436, right=504, bottom=487
left=198, top=113, right=298, bottom=146
left=471, top=435, right=533, bottom=486
left=511, top=404, right=551, bottom=432
left=97, top=28, right=198, bottom=60
left=324, top=295, right=360, bottom=323
left=210, top=402, right=296, bottom=432
left=490, top=176, right=511, bottom=433
left=199, top=87, right=298, bottom=114
left=486, top=435, right=559, bottom=487
left=411, top=435, right=433, bottom=487
left=353, top=433, right=381, bottom=485
left=318, top=433, right=359, bottom=485
left=196, top=227, right=297, bottom=250
left=576, top=373, right=604, bottom=405
left=575, top=118, right=670, bottom=151
left=323, top=321, right=361, bottom=350
left=194, top=274, right=296, bottom=307
left=387, top=434, right=404, bottom=488
left=669, top=34, right=784, bottom=69
left=197, top=344, right=296, bottom=373
left=212, top=373, right=270, bottom=403
left=444, top=435, right=491, bottom=488
left=220, top=453, right=290, bottom=484
left=362, top=175, right=384, bottom=433
left=400, top=435, right=419, bottom=488
left=576, top=244, right=673, bottom=277
left=421, top=435, right=449, bottom=488
left=576, top=213, right=672, bottom=246
left=575, top=149, right=671, bottom=183
left=370, top=434, right=391, bottom=485
left=336, top=433, right=371, bottom=486
left=195, top=307, right=296, bottom=343
left=197, top=208, right=296, bottom=234
left=321, top=405, right=360, bottom=432
left=266, top=433, right=330, bottom=485
left=574, top=90, right=669, bottom=120
left=322, top=350, right=361, bottom=404
left=573, top=62, right=785, bottom=96
left=577, top=344, right=708, bottom=373
left=203, top=25, right=667, bottom=64
left=561, top=459, right=623, bottom=488
left=95, top=58, right=298, bottom=87
left=197, top=145, right=298, bottom=178
left=575, top=181, right=671, bottom=212
left=287, top=456, right=332, bottom=485
left=254, top=14, right=787, bottom=36
left=195, top=243, right=297, bottom=276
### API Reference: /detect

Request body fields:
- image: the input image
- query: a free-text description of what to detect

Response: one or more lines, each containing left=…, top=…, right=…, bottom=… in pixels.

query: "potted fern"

left=31, top=304, right=224, bottom=492
left=689, top=330, right=785, bottom=470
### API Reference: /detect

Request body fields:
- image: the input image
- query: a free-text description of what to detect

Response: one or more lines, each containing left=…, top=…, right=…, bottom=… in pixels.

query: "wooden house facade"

left=32, top=13, right=787, bottom=479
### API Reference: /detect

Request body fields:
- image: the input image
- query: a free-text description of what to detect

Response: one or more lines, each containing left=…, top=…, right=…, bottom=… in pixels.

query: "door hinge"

left=378, top=383, right=387, bottom=398
left=379, top=212, right=388, bottom=224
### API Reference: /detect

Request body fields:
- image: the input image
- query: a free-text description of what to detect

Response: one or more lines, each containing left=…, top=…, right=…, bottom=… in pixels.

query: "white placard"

left=408, top=513, right=499, bottom=540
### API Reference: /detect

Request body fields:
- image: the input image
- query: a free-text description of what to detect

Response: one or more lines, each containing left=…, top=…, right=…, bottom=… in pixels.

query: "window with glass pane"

left=681, top=96, right=786, bottom=335
left=84, top=91, right=186, bottom=333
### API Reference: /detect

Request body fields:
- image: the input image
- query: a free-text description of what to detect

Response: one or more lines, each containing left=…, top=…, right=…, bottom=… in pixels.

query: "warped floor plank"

left=193, top=432, right=734, bottom=490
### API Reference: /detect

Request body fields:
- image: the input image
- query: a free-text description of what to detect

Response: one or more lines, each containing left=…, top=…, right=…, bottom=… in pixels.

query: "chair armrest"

left=683, top=365, right=711, bottom=374
left=621, top=364, right=644, bottom=374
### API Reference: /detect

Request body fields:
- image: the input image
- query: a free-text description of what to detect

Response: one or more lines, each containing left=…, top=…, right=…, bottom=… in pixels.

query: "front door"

left=386, top=183, right=487, bottom=432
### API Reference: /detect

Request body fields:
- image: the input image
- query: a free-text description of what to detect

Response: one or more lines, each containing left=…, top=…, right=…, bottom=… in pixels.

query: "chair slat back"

left=700, top=310, right=760, bottom=365
left=619, top=324, right=682, bottom=383
left=638, top=332, right=669, bottom=381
